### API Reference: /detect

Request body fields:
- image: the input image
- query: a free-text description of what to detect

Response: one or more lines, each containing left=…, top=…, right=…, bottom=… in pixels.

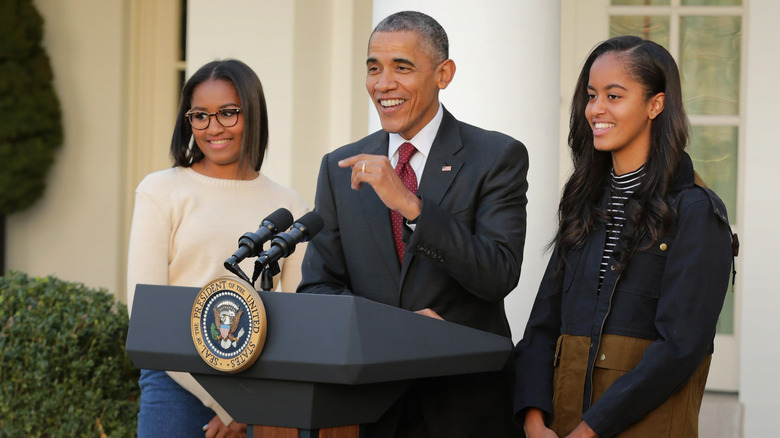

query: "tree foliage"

left=0, top=0, right=63, bottom=215
left=0, top=272, right=140, bottom=437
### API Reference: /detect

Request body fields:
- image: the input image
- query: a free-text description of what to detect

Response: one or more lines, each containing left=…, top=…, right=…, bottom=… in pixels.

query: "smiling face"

left=365, top=31, right=454, bottom=140
left=585, top=52, right=664, bottom=174
left=189, top=79, right=250, bottom=179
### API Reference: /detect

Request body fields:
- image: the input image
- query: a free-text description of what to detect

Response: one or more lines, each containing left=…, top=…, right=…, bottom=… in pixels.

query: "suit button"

left=424, top=249, right=431, bottom=256
left=600, top=353, right=606, bottom=361
left=417, top=244, right=424, bottom=251
left=438, top=256, right=445, bottom=263
left=659, top=243, right=668, bottom=251
left=431, top=252, right=438, bottom=258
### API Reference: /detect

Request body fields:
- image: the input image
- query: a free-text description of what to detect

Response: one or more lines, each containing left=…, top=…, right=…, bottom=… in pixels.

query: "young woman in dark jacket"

left=514, top=36, right=735, bottom=438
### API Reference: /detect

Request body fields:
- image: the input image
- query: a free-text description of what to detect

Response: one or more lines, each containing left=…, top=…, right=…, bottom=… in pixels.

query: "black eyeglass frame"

left=184, top=108, right=242, bottom=130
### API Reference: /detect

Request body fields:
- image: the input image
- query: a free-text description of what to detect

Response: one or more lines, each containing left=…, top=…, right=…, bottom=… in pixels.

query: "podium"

left=126, top=284, right=513, bottom=437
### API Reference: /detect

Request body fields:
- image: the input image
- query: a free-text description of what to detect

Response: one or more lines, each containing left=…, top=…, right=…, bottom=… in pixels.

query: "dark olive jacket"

left=514, top=153, right=734, bottom=437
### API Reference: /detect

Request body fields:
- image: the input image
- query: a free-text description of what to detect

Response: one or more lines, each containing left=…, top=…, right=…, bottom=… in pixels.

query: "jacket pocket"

left=591, top=335, right=672, bottom=438
left=609, top=240, right=670, bottom=336
left=550, top=334, right=590, bottom=437
left=591, top=334, right=653, bottom=397
left=618, top=239, right=670, bottom=298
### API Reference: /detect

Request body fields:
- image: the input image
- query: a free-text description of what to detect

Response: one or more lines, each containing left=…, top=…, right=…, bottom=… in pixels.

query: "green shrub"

left=0, top=272, right=140, bottom=437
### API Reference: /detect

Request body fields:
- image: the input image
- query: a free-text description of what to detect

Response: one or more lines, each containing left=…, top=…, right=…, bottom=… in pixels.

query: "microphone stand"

left=254, top=259, right=280, bottom=291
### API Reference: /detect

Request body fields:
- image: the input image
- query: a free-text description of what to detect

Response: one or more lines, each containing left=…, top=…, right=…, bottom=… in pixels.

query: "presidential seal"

left=191, top=276, right=267, bottom=372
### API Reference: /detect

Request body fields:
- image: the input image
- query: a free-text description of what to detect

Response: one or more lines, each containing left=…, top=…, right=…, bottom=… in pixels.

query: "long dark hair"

left=555, top=35, right=689, bottom=270
left=170, top=59, right=269, bottom=173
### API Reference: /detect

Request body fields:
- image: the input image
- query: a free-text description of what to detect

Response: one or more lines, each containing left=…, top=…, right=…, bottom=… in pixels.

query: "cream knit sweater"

left=127, top=166, right=309, bottom=425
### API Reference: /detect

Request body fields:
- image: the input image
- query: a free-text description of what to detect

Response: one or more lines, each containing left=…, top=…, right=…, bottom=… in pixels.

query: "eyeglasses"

left=185, top=108, right=242, bottom=130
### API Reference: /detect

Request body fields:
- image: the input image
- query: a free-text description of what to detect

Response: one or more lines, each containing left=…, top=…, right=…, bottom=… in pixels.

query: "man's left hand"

left=415, top=308, right=443, bottom=320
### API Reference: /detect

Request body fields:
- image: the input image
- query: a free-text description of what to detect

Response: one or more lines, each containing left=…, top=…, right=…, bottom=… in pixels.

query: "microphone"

left=224, top=208, right=294, bottom=268
left=255, top=211, right=324, bottom=269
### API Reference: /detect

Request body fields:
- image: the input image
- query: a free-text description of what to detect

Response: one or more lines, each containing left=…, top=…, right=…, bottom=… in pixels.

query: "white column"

left=370, top=1, right=562, bottom=341
left=740, top=1, right=780, bottom=436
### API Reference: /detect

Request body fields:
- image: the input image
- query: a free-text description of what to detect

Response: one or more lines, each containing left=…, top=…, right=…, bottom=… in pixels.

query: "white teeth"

left=594, top=122, right=615, bottom=129
left=380, top=99, right=404, bottom=107
left=210, top=139, right=230, bottom=145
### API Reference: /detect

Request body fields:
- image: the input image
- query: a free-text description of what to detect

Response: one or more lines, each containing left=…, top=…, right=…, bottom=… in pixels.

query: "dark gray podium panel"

left=194, top=375, right=409, bottom=429
left=126, top=284, right=513, bottom=428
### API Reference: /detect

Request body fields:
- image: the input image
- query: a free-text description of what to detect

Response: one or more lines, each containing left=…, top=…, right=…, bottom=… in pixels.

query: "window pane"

left=682, top=0, right=741, bottom=5
left=609, top=15, right=670, bottom=49
left=612, top=0, right=669, bottom=5
left=680, top=16, right=741, bottom=115
left=717, top=274, right=735, bottom=334
left=688, top=125, right=738, bottom=223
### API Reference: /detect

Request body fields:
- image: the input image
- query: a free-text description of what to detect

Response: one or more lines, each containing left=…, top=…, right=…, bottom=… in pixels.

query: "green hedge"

left=0, top=272, right=139, bottom=437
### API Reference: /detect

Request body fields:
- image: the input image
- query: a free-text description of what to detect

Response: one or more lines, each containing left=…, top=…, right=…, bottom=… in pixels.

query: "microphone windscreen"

left=265, top=208, right=294, bottom=231
left=296, top=211, right=324, bottom=239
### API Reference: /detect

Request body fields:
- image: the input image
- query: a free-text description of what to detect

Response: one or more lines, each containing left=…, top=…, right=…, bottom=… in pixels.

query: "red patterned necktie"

left=391, top=142, right=418, bottom=264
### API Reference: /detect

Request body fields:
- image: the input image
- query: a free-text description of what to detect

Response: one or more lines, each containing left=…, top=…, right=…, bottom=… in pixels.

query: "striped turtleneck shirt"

left=598, top=166, right=645, bottom=292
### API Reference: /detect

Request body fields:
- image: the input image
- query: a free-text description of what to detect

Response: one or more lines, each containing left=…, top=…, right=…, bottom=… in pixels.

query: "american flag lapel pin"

left=441, top=165, right=452, bottom=172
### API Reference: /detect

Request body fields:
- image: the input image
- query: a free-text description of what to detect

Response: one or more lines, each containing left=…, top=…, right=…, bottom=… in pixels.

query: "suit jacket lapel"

left=400, top=109, right=464, bottom=278
left=418, top=109, right=464, bottom=206
left=358, top=136, right=402, bottom=277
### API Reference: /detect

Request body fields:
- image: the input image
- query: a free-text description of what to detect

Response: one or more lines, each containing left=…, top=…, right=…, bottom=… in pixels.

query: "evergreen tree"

left=0, top=0, right=63, bottom=271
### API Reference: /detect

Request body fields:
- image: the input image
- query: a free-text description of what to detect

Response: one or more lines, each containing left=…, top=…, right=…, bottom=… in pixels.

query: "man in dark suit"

left=298, top=10, right=527, bottom=437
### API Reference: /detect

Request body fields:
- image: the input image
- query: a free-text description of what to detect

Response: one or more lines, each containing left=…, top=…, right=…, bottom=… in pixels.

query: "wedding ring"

left=361, top=163, right=366, bottom=173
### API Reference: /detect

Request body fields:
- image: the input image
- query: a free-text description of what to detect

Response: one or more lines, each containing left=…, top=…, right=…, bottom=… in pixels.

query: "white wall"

left=186, top=0, right=370, bottom=207
left=6, top=0, right=125, bottom=293
left=370, top=0, right=562, bottom=341
left=187, top=1, right=297, bottom=189
left=739, top=1, right=780, bottom=435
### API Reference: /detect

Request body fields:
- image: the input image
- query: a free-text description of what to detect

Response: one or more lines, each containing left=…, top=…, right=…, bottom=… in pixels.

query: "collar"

left=671, top=151, right=696, bottom=193
left=388, top=103, right=443, bottom=161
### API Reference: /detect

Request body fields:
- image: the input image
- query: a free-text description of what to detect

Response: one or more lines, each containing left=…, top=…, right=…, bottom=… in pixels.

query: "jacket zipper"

left=586, top=229, right=647, bottom=407
left=587, top=271, right=620, bottom=408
